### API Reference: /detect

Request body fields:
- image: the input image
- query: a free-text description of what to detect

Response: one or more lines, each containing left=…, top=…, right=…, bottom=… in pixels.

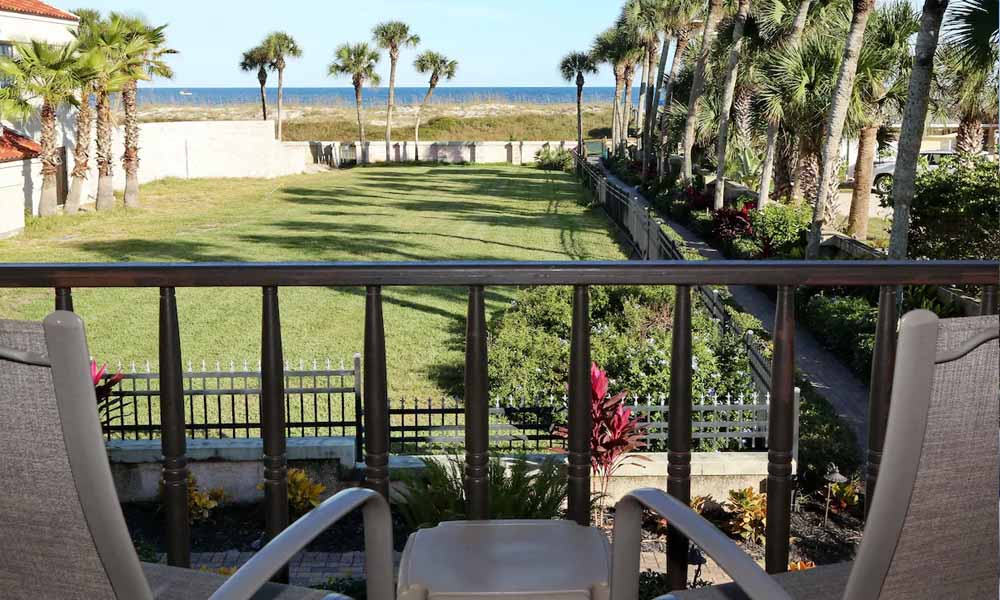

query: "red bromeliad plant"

left=556, top=363, right=647, bottom=521
left=91, top=360, right=125, bottom=428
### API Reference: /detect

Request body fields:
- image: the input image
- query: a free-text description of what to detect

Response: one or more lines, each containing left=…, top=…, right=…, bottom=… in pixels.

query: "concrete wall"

left=311, top=140, right=576, bottom=167
left=108, top=437, right=767, bottom=506
left=0, top=157, right=40, bottom=237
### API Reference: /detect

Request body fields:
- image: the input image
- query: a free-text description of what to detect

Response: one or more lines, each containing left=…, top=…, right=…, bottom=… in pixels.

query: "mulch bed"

left=124, top=502, right=411, bottom=554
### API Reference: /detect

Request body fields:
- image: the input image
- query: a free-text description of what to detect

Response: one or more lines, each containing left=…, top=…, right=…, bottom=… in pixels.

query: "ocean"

left=137, top=86, right=624, bottom=107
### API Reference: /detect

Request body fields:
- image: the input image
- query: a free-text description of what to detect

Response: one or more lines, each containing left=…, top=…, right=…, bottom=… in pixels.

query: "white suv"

left=848, top=150, right=956, bottom=194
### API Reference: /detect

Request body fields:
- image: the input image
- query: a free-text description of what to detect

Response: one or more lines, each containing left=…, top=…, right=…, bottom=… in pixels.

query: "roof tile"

left=0, top=0, right=78, bottom=22
left=0, top=128, right=42, bottom=163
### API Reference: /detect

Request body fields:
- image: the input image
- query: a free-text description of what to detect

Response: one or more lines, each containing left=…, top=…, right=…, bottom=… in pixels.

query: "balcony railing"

left=1, top=260, right=996, bottom=589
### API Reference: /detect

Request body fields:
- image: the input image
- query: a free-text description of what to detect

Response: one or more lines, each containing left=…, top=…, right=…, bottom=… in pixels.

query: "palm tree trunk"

left=355, top=84, right=366, bottom=163
left=806, top=0, right=876, bottom=258
left=414, top=84, right=436, bottom=162
left=636, top=52, right=648, bottom=140
left=888, top=0, right=948, bottom=259
left=258, top=67, right=268, bottom=120
left=642, top=36, right=665, bottom=179
left=757, top=0, right=813, bottom=204
left=795, top=138, right=820, bottom=202
left=640, top=41, right=657, bottom=150
left=95, top=87, right=114, bottom=212
left=612, top=70, right=624, bottom=150
left=774, top=133, right=797, bottom=201
left=621, top=64, right=636, bottom=156
left=66, top=86, right=92, bottom=215
left=713, top=0, right=752, bottom=210
left=122, top=79, right=141, bottom=209
left=38, top=100, right=58, bottom=218
left=681, top=0, right=725, bottom=183
left=659, top=30, right=691, bottom=181
left=733, top=87, right=753, bottom=143
left=647, top=33, right=672, bottom=177
left=276, top=67, right=284, bottom=140
left=576, top=78, right=585, bottom=155
left=386, top=52, right=398, bottom=162
left=847, top=125, right=878, bottom=239
left=955, top=117, right=983, bottom=155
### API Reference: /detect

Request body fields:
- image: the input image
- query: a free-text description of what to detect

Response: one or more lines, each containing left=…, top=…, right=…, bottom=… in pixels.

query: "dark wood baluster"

left=667, top=285, right=692, bottom=590
left=353, top=353, right=364, bottom=464
left=159, top=287, right=190, bottom=568
left=765, top=285, right=795, bottom=574
left=261, top=286, right=289, bottom=583
left=866, top=285, right=898, bottom=517
left=982, top=285, right=998, bottom=315
left=54, top=287, right=74, bottom=311
left=364, top=286, right=390, bottom=498
left=567, top=285, right=591, bottom=526
left=464, top=285, right=489, bottom=519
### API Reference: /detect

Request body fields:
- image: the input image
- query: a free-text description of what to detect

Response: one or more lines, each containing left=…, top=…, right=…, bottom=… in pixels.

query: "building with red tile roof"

left=0, top=0, right=77, bottom=22
left=0, top=127, right=41, bottom=163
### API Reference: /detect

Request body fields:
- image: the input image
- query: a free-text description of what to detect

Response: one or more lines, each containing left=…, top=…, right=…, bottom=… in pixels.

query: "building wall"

left=0, top=10, right=76, bottom=46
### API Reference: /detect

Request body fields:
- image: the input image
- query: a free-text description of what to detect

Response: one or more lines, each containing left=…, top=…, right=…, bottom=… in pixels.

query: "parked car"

left=846, top=150, right=956, bottom=194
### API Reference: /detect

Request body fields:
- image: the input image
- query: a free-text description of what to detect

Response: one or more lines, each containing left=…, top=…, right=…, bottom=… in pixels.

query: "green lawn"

left=0, top=164, right=624, bottom=397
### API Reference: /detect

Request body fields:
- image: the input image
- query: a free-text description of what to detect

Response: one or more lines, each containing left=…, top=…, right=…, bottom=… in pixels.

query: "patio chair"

left=0, top=312, right=395, bottom=600
left=610, top=309, right=999, bottom=599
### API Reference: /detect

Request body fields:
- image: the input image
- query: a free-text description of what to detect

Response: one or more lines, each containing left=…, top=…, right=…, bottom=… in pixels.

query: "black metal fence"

left=102, top=356, right=362, bottom=443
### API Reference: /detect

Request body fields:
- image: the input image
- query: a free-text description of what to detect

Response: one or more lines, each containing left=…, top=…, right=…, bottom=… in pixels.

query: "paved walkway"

left=595, top=162, right=870, bottom=449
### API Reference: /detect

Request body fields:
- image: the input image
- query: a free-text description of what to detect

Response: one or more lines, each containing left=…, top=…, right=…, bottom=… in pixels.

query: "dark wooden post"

left=982, top=285, right=998, bottom=316
left=765, top=285, right=795, bottom=574
left=464, top=286, right=489, bottom=519
left=567, top=285, right=591, bottom=526
left=866, top=285, right=898, bottom=517
left=353, top=353, right=364, bottom=464
left=158, top=287, right=189, bottom=568
left=54, top=287, right=73, bottom=312
left=667, top=285, right=692, bottom=590
left=364, top=286, right=390, bottom=498
left=261, top=286, right=289, bottom=583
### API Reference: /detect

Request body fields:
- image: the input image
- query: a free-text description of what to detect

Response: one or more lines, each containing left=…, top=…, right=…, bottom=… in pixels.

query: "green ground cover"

left=0, top=164, right=624, bottom=398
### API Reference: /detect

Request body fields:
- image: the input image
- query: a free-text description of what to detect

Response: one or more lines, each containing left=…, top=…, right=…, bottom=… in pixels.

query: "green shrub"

left=318, top=577, right=367, bottom=599
left=535, top=146, right=574, bottom=172
left=395, top=456, right=566, bottom=530
left=750, top=203, right=811, bottom=258
left=800, top=293, right=876, bottom=378
left=796, top=377, right=861, bottom=490
left=885, top=153, right=998, bottom=261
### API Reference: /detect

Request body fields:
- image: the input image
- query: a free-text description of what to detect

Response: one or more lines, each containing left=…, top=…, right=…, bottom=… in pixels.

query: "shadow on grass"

left=75, top=239, right=244, bottom=262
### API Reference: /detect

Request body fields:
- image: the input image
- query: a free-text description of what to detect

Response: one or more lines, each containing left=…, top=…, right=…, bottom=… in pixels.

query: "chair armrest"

left=610, top=488, right=791, bottom=600
left=208, top=487, right=394, bottom=600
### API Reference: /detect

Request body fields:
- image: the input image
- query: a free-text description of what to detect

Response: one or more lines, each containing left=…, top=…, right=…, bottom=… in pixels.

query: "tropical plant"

left=0, top=41, right=93, bottom=217
left=789, top=560, right=816, bottom=571
left=681, top=0, right=726, bottom=182
left=559, top=51, right=599, bottom=154
left=555, top=363, right=646, bottom=521
left=657, top=0, right=703, bottom=166
left=828, top=478, right=860, bottom=513
left=261, top=32, right=301, bottom=141
left=535, top=146, right=574, bottom=171
left=395, top=456, right=566, bottom=531
left=622, top=0, right=668, bottom=177
left=806, top=0, right=878, bottom=258
left=328, top=43, right=381, bottom=158
left=65, top=8, right=102, bottom=215
left=166, top=473, right=226, bottom=524
left=286, top=468, right=326, bottom=516
left=412, top=51, right=457, bottom=161
left=845, top=1, right=918, bottom=239
left=240, top=45, right=271, bottom=121
left=887, top=0, right=949, bottom=259
left=90, top=359, right=125, bottom=428
left=114, top=13, right=175, bottom=209
left=724, top=486, right=767, bottom=544
left=592, top=25, right=644, bottom=153
left=712, top=0, right=752, bottom=210
left=372, top=21, right=419, bottom=162
left=90, top=16, right=145, bottom=211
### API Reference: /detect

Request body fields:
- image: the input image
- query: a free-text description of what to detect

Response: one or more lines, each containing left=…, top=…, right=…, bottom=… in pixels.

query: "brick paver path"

left=167, top=550, right=402, bottom=588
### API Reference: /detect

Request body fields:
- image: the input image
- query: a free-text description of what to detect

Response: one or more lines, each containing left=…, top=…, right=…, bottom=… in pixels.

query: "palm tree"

left=262, top=32, right=301, bottom=141
left=240, top=45, right=270, bottom=121
left=90, top=17, right=140, bottom=211
left=806, top=0, right=878, bottom=258
left=757, top=0, right=814, bottom=204
left=559, top=51, right=599, bottom=157
left=115, top=13, right=175, bottom=209
left=65, top=8, right=102, bottom=214
left=712, top=0, right=752, bottom=209
left=329, top=43, right=381, bottom=162
left=846, top=1, right=918, bottom=239
left=413, top=51, right=457, bottom=161
left=0, top=41, right=93, bottom=217
left=623, top=0, right=670, bottom=178
left=681, top=0, right=726, bottom=182
left=372, top=21, right=420, bottom=162
left=592, top=26, right=642, bottom=153
left=887, top=0, right=949, bottom=259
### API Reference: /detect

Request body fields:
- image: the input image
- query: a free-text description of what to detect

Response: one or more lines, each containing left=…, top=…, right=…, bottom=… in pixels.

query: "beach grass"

left=0, top=164, right=624, bottom=397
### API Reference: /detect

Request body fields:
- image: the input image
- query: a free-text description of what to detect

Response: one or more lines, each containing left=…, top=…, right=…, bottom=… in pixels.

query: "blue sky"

left=66, top=0, right=626, bottom=88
